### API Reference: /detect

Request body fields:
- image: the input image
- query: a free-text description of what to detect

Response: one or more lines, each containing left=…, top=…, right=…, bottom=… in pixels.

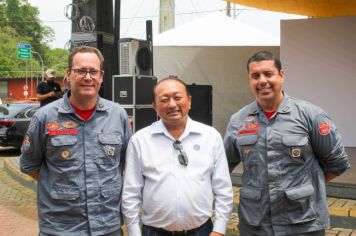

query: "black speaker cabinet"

left=187, top=84, right=212, bottom=126
left=112, top=75, right=157, bottom=105
left=124, top=106, right=157, bottom=132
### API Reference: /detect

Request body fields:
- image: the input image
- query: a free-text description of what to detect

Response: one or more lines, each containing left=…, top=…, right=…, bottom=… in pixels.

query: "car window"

left=25, top=106, right=39, bottom=118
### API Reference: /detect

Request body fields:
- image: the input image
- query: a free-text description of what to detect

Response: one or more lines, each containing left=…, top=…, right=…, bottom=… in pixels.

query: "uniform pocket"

left=274, top=183, right=316, bottom=225
left=235, top=135, right=258, bottom=146
left=282, top=135, right=309, bottom=161
left=238, top=187, right=262, bottom=226
left=46, top=135, right=78, bottom=167
left=96, top=134, right=123, bottom=165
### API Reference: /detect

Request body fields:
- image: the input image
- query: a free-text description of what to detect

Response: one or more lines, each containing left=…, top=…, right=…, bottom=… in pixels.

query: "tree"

left=5, top=0, right=54, bottom=55
left=0, top=0, right=68, bottom=78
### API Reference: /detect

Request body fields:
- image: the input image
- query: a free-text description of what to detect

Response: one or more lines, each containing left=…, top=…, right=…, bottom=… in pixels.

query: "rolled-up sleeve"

left=311, top=113, right=350, bottom=176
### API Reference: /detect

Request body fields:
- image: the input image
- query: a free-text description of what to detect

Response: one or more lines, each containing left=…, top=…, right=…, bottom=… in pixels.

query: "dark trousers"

left=142, top=219, right=213, bottom=236
left=39, top=228, right=122, bottom=236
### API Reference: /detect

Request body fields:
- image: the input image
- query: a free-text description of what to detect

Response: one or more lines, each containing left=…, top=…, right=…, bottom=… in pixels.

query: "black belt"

left=142, top=218, right=211, bottom=235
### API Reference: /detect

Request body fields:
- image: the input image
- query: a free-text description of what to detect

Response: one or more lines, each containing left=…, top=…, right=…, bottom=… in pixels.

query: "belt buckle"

left=172, top=230, right=188, bottom=235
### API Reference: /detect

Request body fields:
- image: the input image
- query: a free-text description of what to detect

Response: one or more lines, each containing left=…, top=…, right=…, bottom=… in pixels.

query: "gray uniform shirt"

left=224, top=94, right=350, bottom=236
left=20, top=91, right=132, bottom=236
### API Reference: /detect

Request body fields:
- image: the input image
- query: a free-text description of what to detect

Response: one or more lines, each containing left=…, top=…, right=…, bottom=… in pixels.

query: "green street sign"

left=17, top=43, right=31, bottom=59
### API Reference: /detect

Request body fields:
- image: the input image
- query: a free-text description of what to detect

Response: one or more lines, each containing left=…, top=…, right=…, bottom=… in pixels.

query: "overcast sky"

left=28, top=0, right=305, bottom=49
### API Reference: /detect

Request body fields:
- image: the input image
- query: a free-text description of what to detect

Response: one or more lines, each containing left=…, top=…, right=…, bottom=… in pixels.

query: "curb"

left=3, top=157, right=37, bottom=191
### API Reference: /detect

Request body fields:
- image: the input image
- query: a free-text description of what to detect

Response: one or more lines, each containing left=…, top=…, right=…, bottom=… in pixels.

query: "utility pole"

left=226, top=2, right=231, bottom=17
left=159, top=0, right=175, bottom=33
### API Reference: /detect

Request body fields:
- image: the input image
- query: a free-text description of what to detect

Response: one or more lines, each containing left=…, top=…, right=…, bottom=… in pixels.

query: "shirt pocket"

left=238, top=186, right=263, bottom=226
left=274, top=183, right=316, bottom=225
left=46, top=135, right=78, bottom=167
left=282, top=135, right=310, bottom=163
left=46, top=186, right=82, bottom=223
left=96, top=134, right=123, bottom=165
left=235, top=134, right=258, bottom=163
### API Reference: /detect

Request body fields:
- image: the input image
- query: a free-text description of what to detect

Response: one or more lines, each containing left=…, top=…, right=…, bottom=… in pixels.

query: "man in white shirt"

left=122, top=76, right=233, bottom=236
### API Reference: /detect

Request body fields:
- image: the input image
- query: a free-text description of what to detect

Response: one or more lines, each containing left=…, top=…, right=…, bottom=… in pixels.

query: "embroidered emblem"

left=60, top=150, right=71, bottom=159
left=46, top=122, right=61, bottom=131
left=62, top=121, right=78, bottom=129
left=106, top=146, right=115, bottom=157
left=21, top=135, right=32, bottom=153
left=292, top=148, right=301, bottom=158
left=48, top=129, right=78, bottom=136
left=245, top=115, right=256, bottom=123
left=237, top=129, right=259, bottom=136
left=245, top=123, right=260, bottom=129
left=319, top=121, right=331, bottom=136
left=193, top=144, right=200, bottom=151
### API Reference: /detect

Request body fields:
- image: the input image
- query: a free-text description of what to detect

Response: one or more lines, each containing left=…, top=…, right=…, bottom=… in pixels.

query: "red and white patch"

left=46, top=122, right=61, bottom=131
left=48, top=128, right=78, bottom=136
left=318, top=121, right=331, bottom=136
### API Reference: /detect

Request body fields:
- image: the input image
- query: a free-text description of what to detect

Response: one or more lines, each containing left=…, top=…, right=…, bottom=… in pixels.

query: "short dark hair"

left=68, top=46, right=104, bottom=70
left=152, top=76, right=190, bottom=103
left=246, top=51, right=282, bottom=73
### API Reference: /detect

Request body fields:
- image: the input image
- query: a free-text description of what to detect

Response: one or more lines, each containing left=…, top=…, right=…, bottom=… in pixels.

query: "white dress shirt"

left=122, top=117, right=233, bottom=236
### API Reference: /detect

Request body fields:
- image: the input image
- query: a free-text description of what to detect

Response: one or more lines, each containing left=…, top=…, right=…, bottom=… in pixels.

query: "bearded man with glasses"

left=122, top=76, right=233, bottom=236
left=20, top=46, right=132, bottom=236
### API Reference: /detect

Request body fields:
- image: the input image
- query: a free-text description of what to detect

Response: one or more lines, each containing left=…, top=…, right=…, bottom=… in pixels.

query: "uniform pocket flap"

left=240, top=187, right=262, bottom=200
left=51, top=136, right=77, bottom=146
left=282, top=135, right=308, bottom=146
left=236, top=135, right=258, bottom=146
left=50, top=187, right=80, bottom=200
left=285, top=184, right=314, bottom=200
left=99, top=134, right=122, bottom=145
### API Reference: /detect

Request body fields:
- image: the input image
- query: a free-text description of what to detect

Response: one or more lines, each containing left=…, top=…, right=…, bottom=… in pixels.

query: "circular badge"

left=193, top=144, right=200, bottom=151
left=319, top=121, right=331, bottom=136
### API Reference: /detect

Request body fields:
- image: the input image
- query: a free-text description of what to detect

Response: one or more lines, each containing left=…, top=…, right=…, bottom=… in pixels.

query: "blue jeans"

left=142, top=219, right=213, bottom=236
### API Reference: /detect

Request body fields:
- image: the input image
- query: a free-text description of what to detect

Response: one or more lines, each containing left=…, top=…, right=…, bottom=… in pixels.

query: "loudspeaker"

left=187, top=84, right=212, bottom=126
left=125, top=106, right=157, bottom=132
left=119, top=38, right=153, bottom=76
left=112, top=75, right=157, bottom=105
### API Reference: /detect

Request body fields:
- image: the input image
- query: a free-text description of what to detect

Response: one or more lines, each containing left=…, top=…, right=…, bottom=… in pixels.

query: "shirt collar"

left=248, top=91, right=291, bottom=115
left=151, top=116, right=204, bottom=141
left=58, top=90, right=109, bottom=114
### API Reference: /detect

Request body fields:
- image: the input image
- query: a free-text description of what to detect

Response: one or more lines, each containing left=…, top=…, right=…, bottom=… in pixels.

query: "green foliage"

left=0, top=0, right=68, bottom=78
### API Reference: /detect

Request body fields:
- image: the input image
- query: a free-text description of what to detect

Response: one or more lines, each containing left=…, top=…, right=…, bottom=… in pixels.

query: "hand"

left=325, top=173, right=337, bottom=182
left=49, top=91, right=56, bottom=97
left=210, top=231, right=224, bottom=236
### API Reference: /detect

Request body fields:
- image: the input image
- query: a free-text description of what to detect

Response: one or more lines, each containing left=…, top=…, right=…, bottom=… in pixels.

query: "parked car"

left=0, top=102, right=40, bottom=150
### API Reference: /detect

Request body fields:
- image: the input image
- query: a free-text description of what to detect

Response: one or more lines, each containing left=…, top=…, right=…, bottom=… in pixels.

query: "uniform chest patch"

left=46, top=122, right=61, bottom=130
left=237, top=115, right=260, bottom=136
left=292, top=148, right=301, bottom=158
left=319, top=121, right=331, bottom=136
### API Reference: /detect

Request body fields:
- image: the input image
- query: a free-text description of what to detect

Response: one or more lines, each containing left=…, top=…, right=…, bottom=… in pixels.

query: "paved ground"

left=0, top=158, right=38, bottom=236
left=1, top=146, right=356, bottom=236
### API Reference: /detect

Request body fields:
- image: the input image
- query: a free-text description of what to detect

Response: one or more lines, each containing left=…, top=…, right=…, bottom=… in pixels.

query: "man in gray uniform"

left=224, top=51, right=350, bottom=236
left=20, top=46, right=131, bottom=236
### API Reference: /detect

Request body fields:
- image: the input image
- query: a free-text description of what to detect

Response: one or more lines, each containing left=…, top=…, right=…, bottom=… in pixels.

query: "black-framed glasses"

left=173, top=140, right=189, bottom=166
left=71, top=68, right=102, bottom=79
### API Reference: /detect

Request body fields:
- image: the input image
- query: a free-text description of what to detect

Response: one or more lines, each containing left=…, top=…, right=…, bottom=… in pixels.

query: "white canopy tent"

left=153, top=13, right=279, bottom=134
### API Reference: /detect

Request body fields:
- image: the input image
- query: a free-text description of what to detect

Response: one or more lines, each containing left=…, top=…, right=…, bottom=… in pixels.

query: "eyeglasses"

left=173, top=140, right=189, bottom=166
left=71, top=68, right=102, bottom=79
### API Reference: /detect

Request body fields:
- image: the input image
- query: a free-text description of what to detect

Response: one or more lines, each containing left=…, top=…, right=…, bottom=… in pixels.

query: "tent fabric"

left=153, top=13, right=279, bottom=46
left=224, top=0, right=356, bottom=18
left=153, top=13, right=279, bottom=134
